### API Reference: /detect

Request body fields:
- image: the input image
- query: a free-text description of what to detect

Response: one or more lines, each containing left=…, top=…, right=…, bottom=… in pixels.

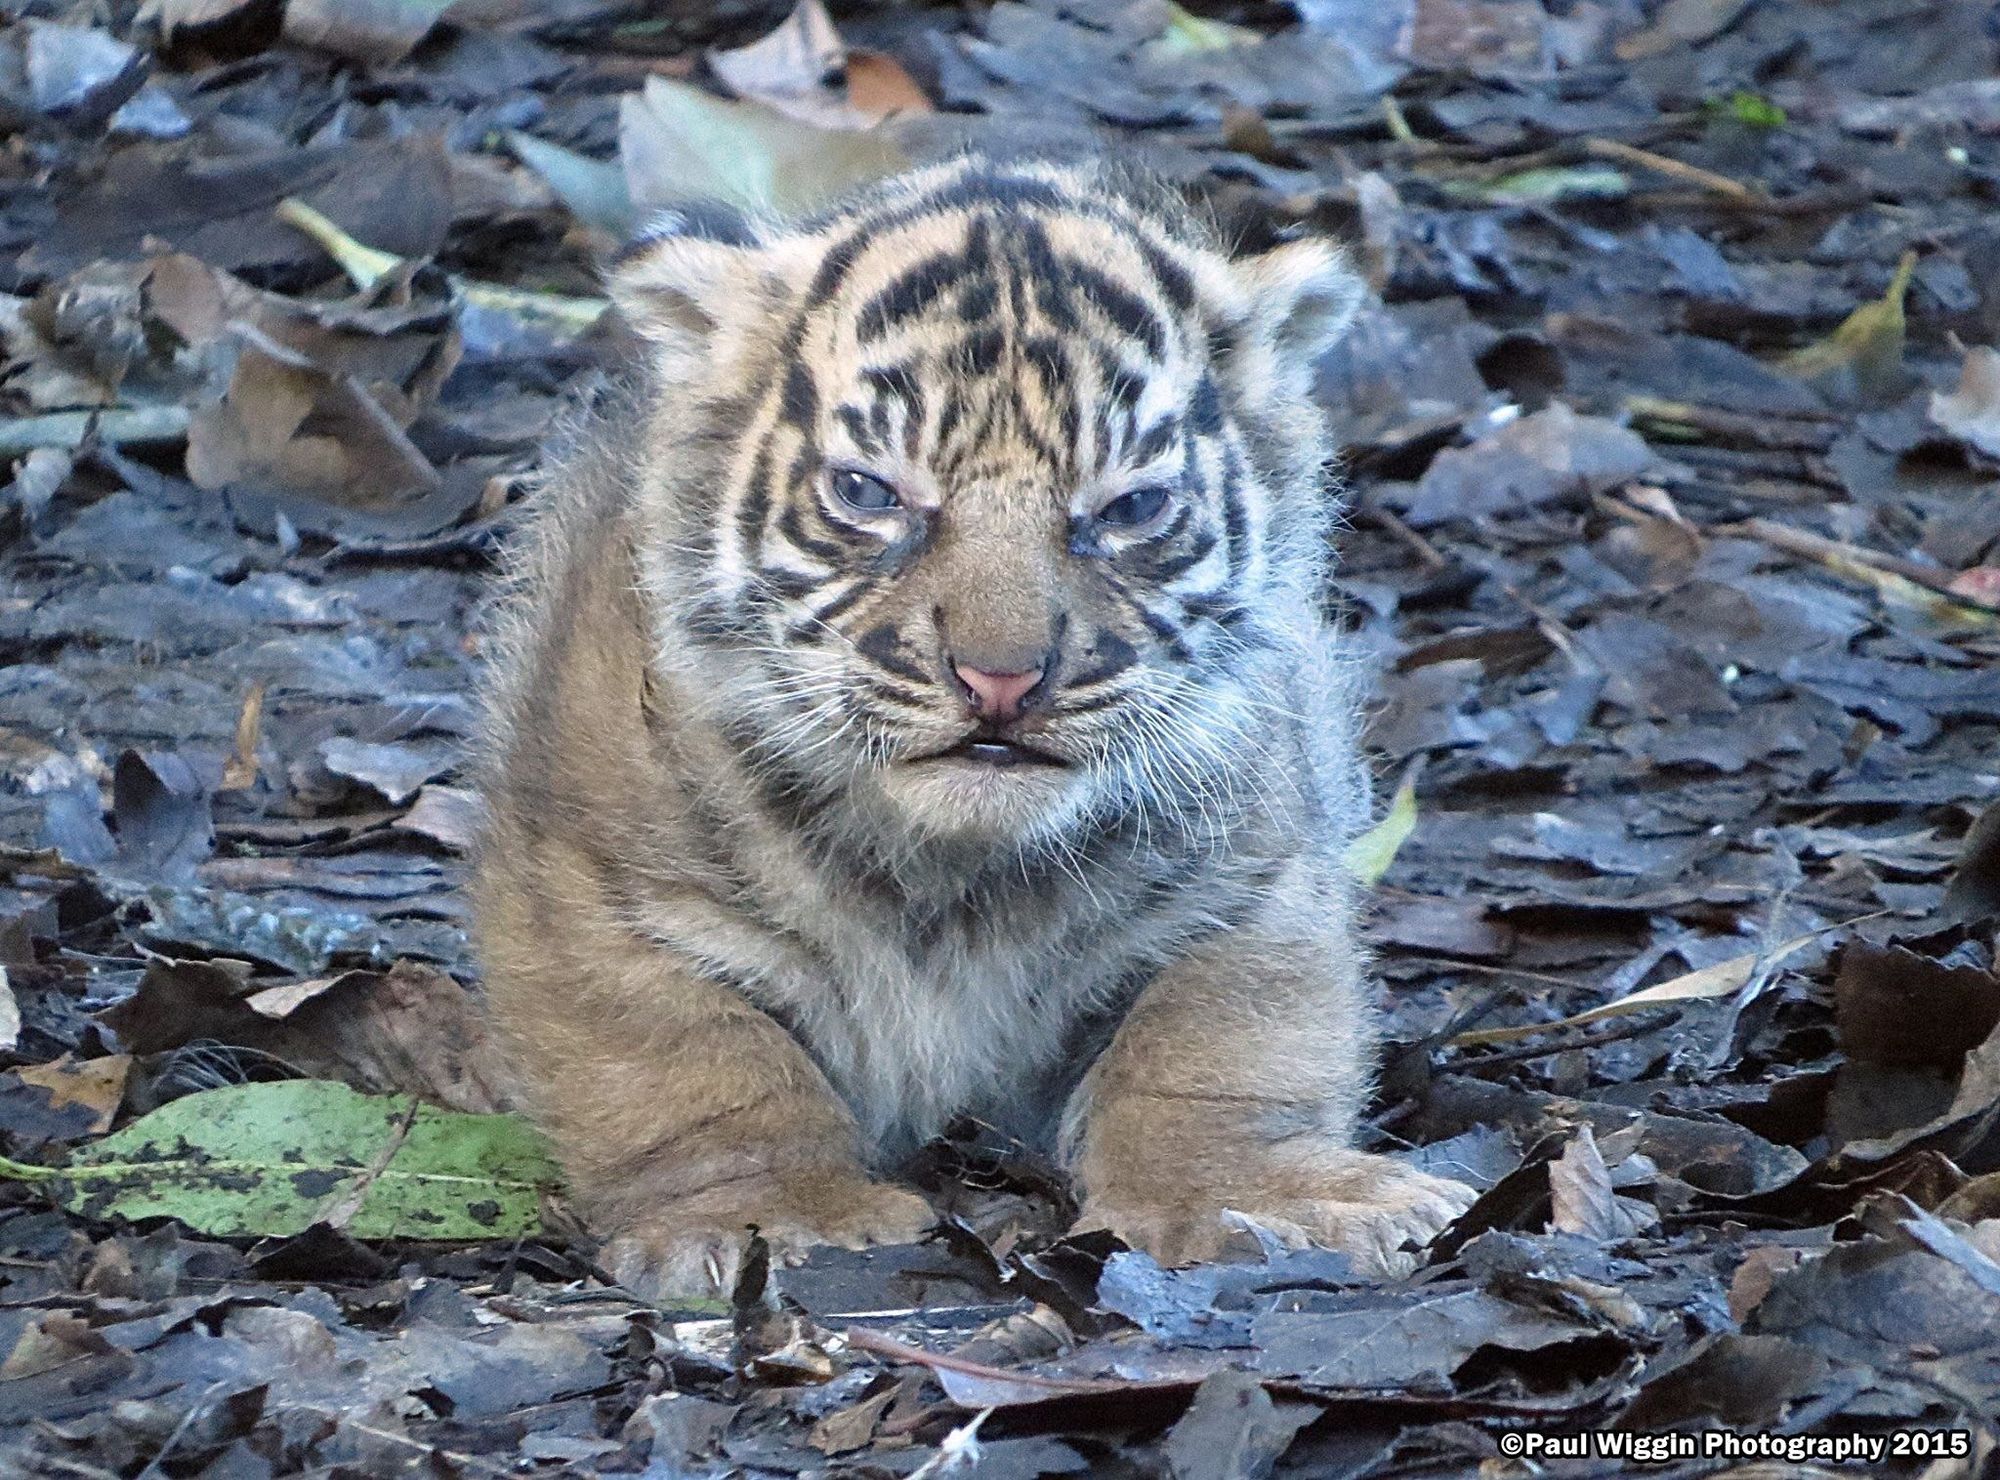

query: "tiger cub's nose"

left=954, top=664, right=1045, bottom=723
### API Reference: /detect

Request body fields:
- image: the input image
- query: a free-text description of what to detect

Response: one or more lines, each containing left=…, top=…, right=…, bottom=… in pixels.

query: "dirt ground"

left=3, top=0, right=2000, bottom=1474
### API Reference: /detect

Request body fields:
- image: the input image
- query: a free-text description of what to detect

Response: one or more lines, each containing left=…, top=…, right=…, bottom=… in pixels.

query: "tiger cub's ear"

left=609, top=206, right=818, bottom=373
left=1216, top=236, right=1366, bottom=401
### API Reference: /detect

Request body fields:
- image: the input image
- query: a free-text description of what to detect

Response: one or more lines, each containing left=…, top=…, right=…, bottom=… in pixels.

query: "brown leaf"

left=1930, top=345, right=2000, bottom=460
left=1950, top=567, right=2000, bottom=606
left=184, top=271, right=461, bottom=508
left=220, top=680, right=266, bottom=792
left=12, top=1053, right=130, bottom=1135
left=282, top=0, right=450, bottom=65
left=620, top=76, right=907, bottom=219
left=1727, top=1245, right=1810, bottom=1324
left=808, top=1382, right=901, bottom=1455
left=1548, top=1125, right=1617, bottom=1237
left=393, top=784, right=484, bottom=853
left=1, top=1312, right=114, bottom=1381
left=1614, top=0, right=1754, bottom=61
left=250, top=960, right=515, bottom=1113
left=1834, top=941, right=2000, bottom=1071
left=844, top=50, right=932, bottom=121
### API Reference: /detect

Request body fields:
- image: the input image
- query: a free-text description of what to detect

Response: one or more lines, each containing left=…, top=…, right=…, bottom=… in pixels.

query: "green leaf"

left=0, top=1080, right=562, bottom=1241
left=1780, top=248, right=1916, bottom=400
left=1346, top=775, right=1418, bottom=887
left=1709, top=90, right=1787, bottom=128
left=1143, top=2, right=1261, bottom=60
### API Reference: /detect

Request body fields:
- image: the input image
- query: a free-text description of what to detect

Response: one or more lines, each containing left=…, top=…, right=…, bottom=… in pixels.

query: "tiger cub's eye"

left=1097, top=485, right=1171, bottom=528
left=831, top=469, right=902, bottom=512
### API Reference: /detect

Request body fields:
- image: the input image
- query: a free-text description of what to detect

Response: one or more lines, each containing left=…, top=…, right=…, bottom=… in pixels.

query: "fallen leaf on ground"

left=1347, top=773, right=1418, bottom=885
left=620, top=74, right=909, bottom=218
left=1450, top=925, right=1843, bottom=1047
left=0, top=1079, right=559, bottom=1239
left=1780, top=250, right=1916, bottom=403
left=1930, top=344, right=2000, bottom=460
left=281, top=0, right=453, bottom=66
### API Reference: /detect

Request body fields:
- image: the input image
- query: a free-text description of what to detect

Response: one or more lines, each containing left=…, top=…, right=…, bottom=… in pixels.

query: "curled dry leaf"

left=620, top=74, right=909, bottom=220
left=1930, top=344, right=2000, bottom=461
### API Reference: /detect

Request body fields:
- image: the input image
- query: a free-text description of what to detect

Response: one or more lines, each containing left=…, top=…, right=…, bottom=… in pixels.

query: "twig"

left=1727, top=516, right=2000, bottom=618
left=1381, top=94, right=1418, bottom=145
left=845, top=1326, right=1134, bottom=1396
left=334, top=1419, right=518, bottom=1477
left=276, top=197, right=607, bottom=335
left=1357, top=503, right=1450, bottom=571
left=1445, top=1007, right=1683, bottom=1071
left=1581, top=137, right=1761, bottom=200
left=0, top=406, right=190, bottom=456
left=1386, top=955, right=1590, bottom=991
left=314, top=1097, right=418, bottom=1231
left=1622, top=395, right=1838, bottom=452
left=1359, top=503, right=1594, bottom=671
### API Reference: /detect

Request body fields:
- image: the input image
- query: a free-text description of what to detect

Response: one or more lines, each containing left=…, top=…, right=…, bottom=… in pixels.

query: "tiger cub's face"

left=615, top=161, right=1362, bottom=845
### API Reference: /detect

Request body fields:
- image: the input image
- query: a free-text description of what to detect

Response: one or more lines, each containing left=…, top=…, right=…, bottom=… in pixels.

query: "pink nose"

left=955, top=664, right=1043, bottom=722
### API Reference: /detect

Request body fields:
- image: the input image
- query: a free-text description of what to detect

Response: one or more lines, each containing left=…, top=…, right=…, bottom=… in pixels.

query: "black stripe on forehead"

left=852, top=213, right=996, bottom=344
left=834, top=403, right=883, bottom=456
left=788, top=164, right=1201, bottom=358
left=1064, top=261, right=1167, bottom=360
left=857, top=250, right=971, bottom=342
left=779, top=362, right=817, bottom=430
left=1130, top=415, right=1181, bottom=463
left=1015, top=217, right=1078, bottom=332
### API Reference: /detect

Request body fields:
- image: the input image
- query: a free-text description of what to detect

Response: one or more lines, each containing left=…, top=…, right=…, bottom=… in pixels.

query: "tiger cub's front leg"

left=476, top=849, right=932, bottom=1299
left=1065, top=924, right=1474, bottom=1276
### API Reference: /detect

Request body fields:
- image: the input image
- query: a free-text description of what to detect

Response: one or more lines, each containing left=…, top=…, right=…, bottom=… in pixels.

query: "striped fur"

left=474, top=155, right=1470, bottom=1295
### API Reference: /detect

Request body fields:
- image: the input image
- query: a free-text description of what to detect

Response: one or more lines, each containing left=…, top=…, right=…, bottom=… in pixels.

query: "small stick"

left=1582, top=137, right=1760, bottom=200
left=1446, top=1007, right=1682, bottom=1071
left=1623, top=394, right=1838, bottom=452
left=845, top=1326, right=1137, bottom=1396
left=1358, top=503, right=1450, bottom=571
left=1382, top=94, right=1418, bottom=145
left=1636, top=184, right=1875, bottom=217
left=1358, top=504, right=1595, bottom=671
left=1728, top=516, right=2000, bottom=617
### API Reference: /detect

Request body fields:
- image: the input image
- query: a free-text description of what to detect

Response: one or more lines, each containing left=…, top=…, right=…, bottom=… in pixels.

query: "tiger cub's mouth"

left=918, top=736, right=1070, bottom=769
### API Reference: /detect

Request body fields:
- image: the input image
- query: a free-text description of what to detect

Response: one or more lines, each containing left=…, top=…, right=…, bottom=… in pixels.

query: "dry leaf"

left=1549, top=1125, right=1654, bottom=1240
left=1780, top=249, right=1916, bottom=403
left=282, top=0, right=452, bottom=66
left=221, top=680, right=265, bottom=792
left=1930, top=345, right=2000, bottom=461
left=620, top=75, right=907, bottom=219
left=1449, top=925, right=1839, bottom=1048
left=394, top=783, right=484, bottom=852
left=13, top=1053, right=131, bottom=1135
left=709, top=0, right=847, bottom=120
left=0, top=966, right=18, bottom=1054
left=845, top=50, right=932, bottom=121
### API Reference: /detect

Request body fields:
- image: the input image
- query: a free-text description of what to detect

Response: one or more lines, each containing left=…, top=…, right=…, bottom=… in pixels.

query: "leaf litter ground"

left=4, top=0, right=2000, bottom=1474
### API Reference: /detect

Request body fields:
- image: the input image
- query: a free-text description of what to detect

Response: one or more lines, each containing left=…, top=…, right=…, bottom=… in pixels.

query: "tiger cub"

left=473, top=154, right=1473, bottom=1296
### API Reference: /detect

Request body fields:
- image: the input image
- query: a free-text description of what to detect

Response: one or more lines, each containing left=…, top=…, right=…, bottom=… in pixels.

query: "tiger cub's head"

left=614, top=157, right=1363, bottom=846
